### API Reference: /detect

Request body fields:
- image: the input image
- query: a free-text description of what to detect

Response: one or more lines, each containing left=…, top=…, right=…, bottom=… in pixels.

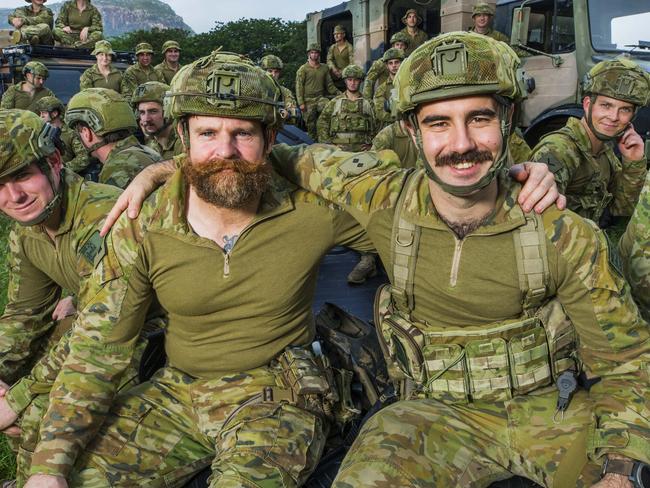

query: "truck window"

left=514, top=0, right=575, bottom=54
left=588, top=0, right=650, bottom=53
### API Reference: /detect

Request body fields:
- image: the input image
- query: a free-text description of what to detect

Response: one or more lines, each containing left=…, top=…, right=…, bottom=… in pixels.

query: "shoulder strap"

left=513, top=211, right=550, bottom=314
left=390, top=169, right=420, bottom=317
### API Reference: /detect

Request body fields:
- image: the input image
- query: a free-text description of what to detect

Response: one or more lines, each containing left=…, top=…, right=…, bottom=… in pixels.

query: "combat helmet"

left=167, top=50, right=283, bottom=132
left=306, top=43, right=321, bottom=53
left=582, top=56, right=650, bottom=140
left=382, top=48, right=405, bottom=63
left=131, top=81, right=170, bottom=107
left=342, top=65, right=364, bottom=80
left=260, top=54, right=284, bottom=71
left=0, top=109, right=62, bottom=225
left=472, top=2, right=495, bottom=16
left=135, top=42, right=154, bottom=55
left=161, top=40, right=181, bottom=53
left=23, top=61, right=48, bottom=79
left=389, top=32, right=410, bottom=48
left=393, top=32, right=526, bottom=196
left=34, top=96, right=65, bottom=117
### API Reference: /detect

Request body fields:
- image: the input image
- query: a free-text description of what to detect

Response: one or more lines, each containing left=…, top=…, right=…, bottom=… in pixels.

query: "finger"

left=508, top=163, right=528, bottom=183
left=556, top=193, right=567, bottom=210
left=100, top=197, right=129, bottom=237
left=521, top=173, right=556, bottom=213
left=126, top=194, right=144, bottom=219
left=3, top=426, right=21, bottom=437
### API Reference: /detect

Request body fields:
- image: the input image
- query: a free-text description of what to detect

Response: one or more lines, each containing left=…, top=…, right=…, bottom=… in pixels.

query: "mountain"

left=1, top=0, right=193, bottom=37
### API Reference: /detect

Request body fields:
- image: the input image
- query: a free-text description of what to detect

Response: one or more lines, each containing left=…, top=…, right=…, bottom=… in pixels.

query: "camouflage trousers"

left=16, top=24, right=53, bottom=45
left=304, top=97, right=330, bottom=141
left=52, top=29, right=102, bottom=49
left=333, top=389, right=602, bottom=488
left=68, top=365, right=327, bottom=487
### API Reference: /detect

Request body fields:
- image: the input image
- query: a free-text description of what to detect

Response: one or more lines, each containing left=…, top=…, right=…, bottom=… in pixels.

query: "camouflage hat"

left=135, top=42, right=154, bottom=55
left=167, top=50, right=283, bottom=129
left=91, top=40, right=115, bottom=56
left=22, top=61, right=48, bottom=79
left=333, top=25, right=346, bottom=34
left=342, top=64, right=364, bottom=80
left=161, top=40, right=181, bottom=53
left=390, top=32, right=410, bottom=47
left=582, top=57, right=650, bottom=107
left=260, top=54, right=284, bottom=70
left=383, top=48, right=405, bottom=63
left=131, top=81, right=170, bottom=107
left=472, top=2, right=495, bottom=16
left=34, top=96, right=65, bottom=115
left=65, top=88, right=137, bottom=136
left=306, top=43, right=321, bottom=53
left=401, top=9, right=422, bottom=25
left=0, top=109, right=57, bottom=179
left=24, top=0, right=46, bottom=3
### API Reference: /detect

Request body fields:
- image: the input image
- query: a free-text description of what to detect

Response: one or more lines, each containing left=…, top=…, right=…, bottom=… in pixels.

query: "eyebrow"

left=420, top=108, right=497, bottom=124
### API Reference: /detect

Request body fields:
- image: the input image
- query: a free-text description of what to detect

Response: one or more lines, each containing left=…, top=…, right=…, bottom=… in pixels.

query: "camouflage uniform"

left=144, top=128, right=183, bottom=160
left=469, top=26, right=510, bottom=44
left=530, top=117, right=647, bottom=223
left=0, top=84, right=55, bottom=113
left=270, top=32, right=650, bottom=487
left=373, top=78, right=396, bottom=129
left=399, top=9, right=427, bottom=56
left=27, top=51, right=374, bottom=487
left=363, top=33, right=409, bottom=100
left=154, top=40, right=182, bottom=84
left=79, top=64, right=122, bottom=92
left=121, top=43, right=164, bottom=104
left=52, top=0, right=103, bottom=49
left=508, top=129, right=532, bottom=163
left=8, top=4, right=54, bottom=45
left=371, top=121, right=420, bottom=169
left=98, top=135, right=160, bottom=188
left=326, top=36, right=354, bottom=87
left=619, top=171, right=650, bottom=320
left=469, top=2, right=511, bottom=45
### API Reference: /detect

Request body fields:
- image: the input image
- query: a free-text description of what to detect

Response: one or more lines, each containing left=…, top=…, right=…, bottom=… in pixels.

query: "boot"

left=11, top=30, right=22, bottom=45
left=347, top=253, right=377, bottom=284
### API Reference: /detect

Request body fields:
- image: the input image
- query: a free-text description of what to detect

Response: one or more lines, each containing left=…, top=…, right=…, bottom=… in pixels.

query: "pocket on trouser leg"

left=216, top=402, right=327, bottom=486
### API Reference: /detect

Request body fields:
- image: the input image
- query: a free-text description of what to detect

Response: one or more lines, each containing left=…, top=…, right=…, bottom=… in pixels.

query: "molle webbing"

left=513, top=213, right=550, bottom=314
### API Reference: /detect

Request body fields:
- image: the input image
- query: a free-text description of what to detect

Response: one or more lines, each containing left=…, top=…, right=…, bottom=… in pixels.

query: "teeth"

left=452, top=162, right=475, bottom=169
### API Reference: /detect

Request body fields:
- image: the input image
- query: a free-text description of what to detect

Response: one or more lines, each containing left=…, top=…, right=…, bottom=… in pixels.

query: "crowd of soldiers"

left=0, top=0, right=649, bottom=487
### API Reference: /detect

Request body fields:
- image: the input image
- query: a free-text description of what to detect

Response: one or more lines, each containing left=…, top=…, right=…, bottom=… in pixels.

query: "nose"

left=208, top=133, right=239, bottom=161
left=2, top=182, right=26, bottom=203
left=448, top=124, right=476, bottom=155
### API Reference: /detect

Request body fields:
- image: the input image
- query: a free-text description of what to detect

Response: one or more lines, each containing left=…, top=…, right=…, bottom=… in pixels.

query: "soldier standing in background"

left=372, top=48, right=404, bottom=130
left=154, top=40, right=182, bottom=84
left=260, top=54, right=297, bottom=114
left=469, top=2, right=510, bottom=43
left=327, top=25, right=354, bottom=91
left=363, top=32, right=409, bottom=101
left=79, top=40, right=122, bottom=92
left=53, top=0, right=103, bottom=49
left=295, top=43, right=339, bottom=139
left=8, top=0, right=54, bottom=46
left=120, top=42, right=163, bottom=103
left=0, top=62, right=54, bottom=113
left=399, top=9, right=427, bottom=56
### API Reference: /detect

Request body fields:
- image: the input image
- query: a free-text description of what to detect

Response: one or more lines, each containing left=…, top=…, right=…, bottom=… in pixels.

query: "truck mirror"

left=511, top=7, right=531, bottom=47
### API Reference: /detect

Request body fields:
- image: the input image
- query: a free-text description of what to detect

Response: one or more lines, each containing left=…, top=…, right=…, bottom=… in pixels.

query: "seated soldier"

left=531, top=58, right=649, bottom=226
left=363, top=32, right=409, bottom=101
left=0, top=62, right=55, bottom=113
left=8, top=0, right=54, bottom=46
left=53, top=0, right=103, bottom=49
left=120, top=42, right=164, bottom=103
left=79, top=40, right=122, bottom=92
left=154, top=40, right=182, bottom=84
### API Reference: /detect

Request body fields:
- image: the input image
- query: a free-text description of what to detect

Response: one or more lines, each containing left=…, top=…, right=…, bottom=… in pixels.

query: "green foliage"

left=108, top=18, right=307, bottom=90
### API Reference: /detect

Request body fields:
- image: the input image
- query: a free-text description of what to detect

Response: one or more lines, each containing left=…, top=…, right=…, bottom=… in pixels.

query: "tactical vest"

left=329, top=97, right=374, bottom=146
left=374, top=171, right=578, bottom=402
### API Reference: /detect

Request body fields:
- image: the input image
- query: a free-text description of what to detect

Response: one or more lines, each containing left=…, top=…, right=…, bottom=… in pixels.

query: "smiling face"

left=165, top=48, right=180, bottom=64
left=138, top=52, right=153, bottom=67
left=473, top=13, right=491, bottom=30
left=583, top=94, right=635, bottom=138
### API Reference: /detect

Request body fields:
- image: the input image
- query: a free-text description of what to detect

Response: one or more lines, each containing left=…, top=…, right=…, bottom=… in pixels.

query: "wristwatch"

left=601, top=457, right=650, bottom=488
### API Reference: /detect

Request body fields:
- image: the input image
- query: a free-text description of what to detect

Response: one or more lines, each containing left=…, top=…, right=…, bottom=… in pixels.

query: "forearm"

left=610, top=157, right=648, bottom=217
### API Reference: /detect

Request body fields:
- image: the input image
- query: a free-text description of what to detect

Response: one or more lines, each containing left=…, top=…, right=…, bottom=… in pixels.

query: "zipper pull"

left=223, top=252, right=231, bottom=278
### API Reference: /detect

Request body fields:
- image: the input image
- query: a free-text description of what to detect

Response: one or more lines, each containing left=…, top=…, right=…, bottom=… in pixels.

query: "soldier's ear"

left=264, top=129, right=277, bottom=154
left=402, top=119, right=417, bottom=145
left=582, top=95, right=592, bottom=113
left=45, top=151, right=63, bottom=179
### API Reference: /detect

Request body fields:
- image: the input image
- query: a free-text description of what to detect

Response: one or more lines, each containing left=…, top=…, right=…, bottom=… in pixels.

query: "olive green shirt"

left=79, top=63, right=122, bottom=92
left=54, top=0, right=102, bottom=33
left=99, top=135, right=161, bottom=189
left=144, top=126, right=184, bottom=161
left=0, top=83, right=55, bottom=113
left=399, top=27, right=428, bottom=55
left=153, top=60, right=181, bottom=85
left=295, top=62, right=339, bottom=106
left=326, top=41, right=354, bottom=78
left=120, top=64, right=163, bottom=103
left=8, top=5, right=53, bottom=28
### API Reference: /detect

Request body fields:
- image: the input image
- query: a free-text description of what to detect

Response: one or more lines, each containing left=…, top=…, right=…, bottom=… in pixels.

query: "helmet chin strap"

left=16, top=160, right=65, bottom=227
left=407, top=100, right=512, bottom=197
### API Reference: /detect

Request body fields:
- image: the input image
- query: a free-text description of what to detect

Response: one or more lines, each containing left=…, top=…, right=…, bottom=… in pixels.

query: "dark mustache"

left=435, top=150, right=493, bottom=167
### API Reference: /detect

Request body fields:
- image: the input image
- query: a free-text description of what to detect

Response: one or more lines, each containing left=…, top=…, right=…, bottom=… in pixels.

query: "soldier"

left=267, top=32, right=650, bottom=487
left=13, top=50, right=377, bottom=488
left=295, top=43, right=340, bottom=139
left=0, top=62, right=55, bottom=113
left=363, top=32, right=409, bottom=101
left=33, top=96, right=89, bottom=175
left=530, top=57, right=649, bottom=226
left=327, top=25, right=354, bottom=91
left=65, top=88, right=160, bottom=188
left=0, top=109, right=164, bottom=486
left=79, top=40, right=122, bottom=92
left=52, top=0, right=103, bottom=49
left=317, top=64, right=376, bottom=152
left=372, top=48, right=404, bottom=130
left=469, top=2, right=510, bottom=43
left=371, top=120, right=420, bottom=169
left=399, top=8, right=427, bottom=56
left=154, top=40, right=182, bottom=84
left=260, top=54, right=297, bottom=114
left=8, top=0, right=54, bottom=46
left=120, top=42, right=163, bottom=104
left=132, top=81, right=183, bottom=160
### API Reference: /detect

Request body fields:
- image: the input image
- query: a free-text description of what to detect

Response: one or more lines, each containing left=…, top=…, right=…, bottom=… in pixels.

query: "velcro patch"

left=337, top=153, right=381, bottom=177
left=79, top=230, right=105, bottom=267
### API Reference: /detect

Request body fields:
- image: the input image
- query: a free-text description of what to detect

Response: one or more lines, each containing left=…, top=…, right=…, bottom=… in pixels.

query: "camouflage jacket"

left=0, top=84, right=55, bottom=113
left=531, top=117, right=647, bottom=222
left=508, top=129, right=532, bottom=164
left=326, top=41, right=354, bottom=77
left=99, top=135, right=161, bottom=189
left=269, top=143, right=650, bottom=465
left=371, top=121, right=420, bottom=169
left=27, top=162, right=374, bottom=477
left=60, top=124, right=90, bottom=174
left=79, top=63, right=123, bottom=92
left=373, top=77, right=396, bottom=128
left=0, top=170, right=119, bottom=386
left=144, top=126, right=184, bottom=160
left=469, top=26, right=510, bottom=43
left=8, top=5, right=53, bottom=27
left=153, top=60, right=181, bottom=85
left=362, top=58, right=388, bottom=100
left=399, top=27, right=428, bottom=56
left=317, top=93, right=376, bottom=151
left=295, top=62, right=339, bottom=106
left=619, top=171, right=650, bottom=320
left=54, top=0, right=102, bottom=33
left=279, top=84, right=297, bottom=112
left=120, top=64, right=163, bottom=103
